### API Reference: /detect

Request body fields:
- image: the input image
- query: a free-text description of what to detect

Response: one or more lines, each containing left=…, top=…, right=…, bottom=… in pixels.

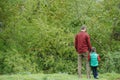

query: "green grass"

left=0, top=73, right=120, bottom=80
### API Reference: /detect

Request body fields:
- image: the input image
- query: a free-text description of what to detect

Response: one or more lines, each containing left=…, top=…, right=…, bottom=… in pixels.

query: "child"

left=88, top=47, right=100, bottom=79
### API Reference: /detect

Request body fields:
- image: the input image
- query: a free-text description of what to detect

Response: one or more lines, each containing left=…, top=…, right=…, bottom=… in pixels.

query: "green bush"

left=0, top=0, right=119, bottom=74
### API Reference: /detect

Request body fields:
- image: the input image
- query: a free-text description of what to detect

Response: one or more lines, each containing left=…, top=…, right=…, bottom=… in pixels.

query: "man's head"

left=81, top=25, right=87, bottom=32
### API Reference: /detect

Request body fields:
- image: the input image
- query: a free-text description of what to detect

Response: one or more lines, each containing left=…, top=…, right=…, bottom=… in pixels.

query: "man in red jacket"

left=75, top=25, right=92, bottom=79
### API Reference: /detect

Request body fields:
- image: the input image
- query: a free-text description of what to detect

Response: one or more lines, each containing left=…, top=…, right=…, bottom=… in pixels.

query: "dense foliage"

left=0, top=0, right=120, bottom=74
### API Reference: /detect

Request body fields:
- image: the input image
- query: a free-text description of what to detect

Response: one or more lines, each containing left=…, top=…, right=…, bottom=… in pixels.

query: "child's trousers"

left=91, top=66, right=98, bottom=78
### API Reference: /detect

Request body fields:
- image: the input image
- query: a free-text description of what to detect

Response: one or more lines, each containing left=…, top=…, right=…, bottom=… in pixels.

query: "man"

left=74, top=25, right=92, bottom=79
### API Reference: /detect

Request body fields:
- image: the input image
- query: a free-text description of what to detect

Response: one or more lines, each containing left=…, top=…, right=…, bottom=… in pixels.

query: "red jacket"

left=75, top=31, right=92, bottom=54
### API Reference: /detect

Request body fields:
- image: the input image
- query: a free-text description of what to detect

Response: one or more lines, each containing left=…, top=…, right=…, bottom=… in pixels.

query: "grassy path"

left=0, top=73, right=120, bottom=80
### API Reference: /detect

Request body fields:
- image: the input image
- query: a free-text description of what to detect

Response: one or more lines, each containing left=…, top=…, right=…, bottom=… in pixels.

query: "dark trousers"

left=91, top=66, right=98, bottom=78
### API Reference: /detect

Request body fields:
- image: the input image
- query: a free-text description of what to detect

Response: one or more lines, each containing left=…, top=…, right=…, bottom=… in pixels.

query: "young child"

left=88, top=47, right=100, bottom=79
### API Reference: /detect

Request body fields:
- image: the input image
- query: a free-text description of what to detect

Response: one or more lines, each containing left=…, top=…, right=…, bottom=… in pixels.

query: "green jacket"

left=90, top=52, right=99, bottom=67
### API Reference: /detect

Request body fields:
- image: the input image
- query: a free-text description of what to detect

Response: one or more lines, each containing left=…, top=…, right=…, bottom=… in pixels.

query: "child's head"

left=91, top=47, right=96, bottom=52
